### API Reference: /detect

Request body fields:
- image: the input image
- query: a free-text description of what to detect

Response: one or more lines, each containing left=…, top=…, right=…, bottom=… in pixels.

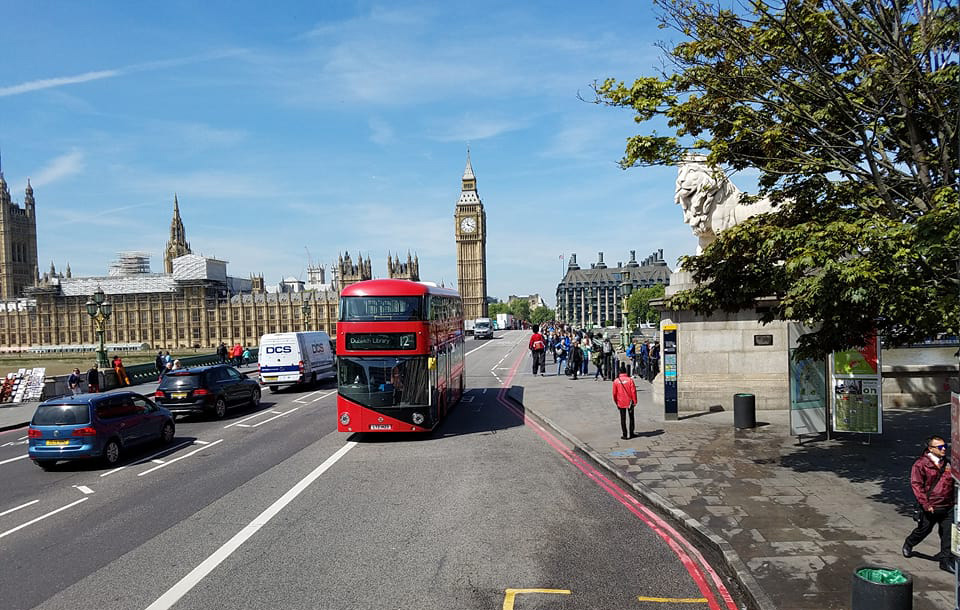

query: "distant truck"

left=258, top=331, right=336, bottom=392
left=496, top=313, right=514, bottom=331
left=474, top=317, right=494, bottom=339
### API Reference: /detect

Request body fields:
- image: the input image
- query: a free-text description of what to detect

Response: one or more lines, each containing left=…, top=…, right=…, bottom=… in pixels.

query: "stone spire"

left=457, top=147, right=481, bottom=206
left=24, top=178, right=34, bottom=215
left=164, top=193, right=192, bottom=273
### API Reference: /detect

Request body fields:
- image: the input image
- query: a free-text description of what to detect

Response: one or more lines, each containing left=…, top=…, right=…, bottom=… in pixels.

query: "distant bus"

left=336, top=279, right=465, bottom=433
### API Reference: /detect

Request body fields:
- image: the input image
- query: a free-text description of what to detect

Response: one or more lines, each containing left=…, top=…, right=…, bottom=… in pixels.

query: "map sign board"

left=662, top=325, right=678, bottom=420
left=788, top=323, right=827, bottom=436
left=830, top=334, right=882, bottom=434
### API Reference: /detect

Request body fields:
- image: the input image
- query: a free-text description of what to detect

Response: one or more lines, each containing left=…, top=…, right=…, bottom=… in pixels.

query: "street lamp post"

left=86, top=286, right=112, bottom=369
left=620, top=271, right=633, bottom=351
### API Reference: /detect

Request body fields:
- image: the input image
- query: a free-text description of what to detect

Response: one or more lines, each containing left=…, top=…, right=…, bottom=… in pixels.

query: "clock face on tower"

left=460, top=216, right=477, bottom=234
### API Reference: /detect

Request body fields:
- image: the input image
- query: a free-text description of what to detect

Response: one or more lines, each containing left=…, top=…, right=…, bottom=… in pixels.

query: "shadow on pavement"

left=779, top=405, right=950, bottom=517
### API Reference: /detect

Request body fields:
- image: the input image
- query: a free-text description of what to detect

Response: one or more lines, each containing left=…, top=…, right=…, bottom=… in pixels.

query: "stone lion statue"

left=675, top=157, right=776, bottom=254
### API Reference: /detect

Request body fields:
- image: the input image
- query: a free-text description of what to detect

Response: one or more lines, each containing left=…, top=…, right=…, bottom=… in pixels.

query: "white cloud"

left=31, top=150, right=85, bottom=187
left=0, top=70, right=120, bottom=97
left=428, top=114, right=530, bottom=142
left=368, top=117, right=395, bottom=146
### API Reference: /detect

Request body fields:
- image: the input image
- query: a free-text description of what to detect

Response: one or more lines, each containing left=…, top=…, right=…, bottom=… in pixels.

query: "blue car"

left=28, top=391, right=175, bottom=470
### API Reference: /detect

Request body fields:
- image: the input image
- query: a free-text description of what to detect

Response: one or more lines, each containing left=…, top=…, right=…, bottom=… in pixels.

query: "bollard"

left=733, top=393, right=756, bottom=429
left=851, top=566, right=912, bottom=610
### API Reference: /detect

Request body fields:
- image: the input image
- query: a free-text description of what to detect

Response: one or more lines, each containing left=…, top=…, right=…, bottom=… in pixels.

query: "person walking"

left=639, top=341, right=650, bottom=380
left=626, top=341, right=636, bottom=377
left=648, top=341, right=660, bottom=381
left=569, top=339, right=583, bottom=380
left=155, top=350, right=166, bottom=380
left=580, top=337, right=592, bottom=377
left=68, top=368, right=83, bottom=395
left=903, top=436, right=956, bottom=573
left=241, top=346, right=251, bottom=366
left=556, top=335, right=569, bottom=376
left=112, top=354, right=130, bottom=386
left=232, top=342, right=243, bottom=366
left=528, top=325, right=547, bottom=376
left=86, top=364, right=100, bottom=393
left=217, top=342, right=228, bottom=364
left=612, top=363, right=637, bottom=440
left=601, top=334, right=614, bottom=381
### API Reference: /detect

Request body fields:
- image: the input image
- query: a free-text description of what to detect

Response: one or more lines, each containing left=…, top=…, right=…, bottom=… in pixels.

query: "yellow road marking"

left=503, top=588, right=571, bottom=610
left=637, top=596, right=709, bottom=603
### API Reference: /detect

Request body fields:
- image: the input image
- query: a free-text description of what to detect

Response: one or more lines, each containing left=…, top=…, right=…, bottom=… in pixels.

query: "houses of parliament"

left=0, top=163, right=444, bottom=352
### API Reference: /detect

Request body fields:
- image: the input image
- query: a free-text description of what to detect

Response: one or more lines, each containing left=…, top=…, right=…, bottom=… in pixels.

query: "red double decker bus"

left=336, top=279, right=465, bottom=433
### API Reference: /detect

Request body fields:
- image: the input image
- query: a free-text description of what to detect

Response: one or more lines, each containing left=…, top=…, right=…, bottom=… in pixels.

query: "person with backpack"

left=528, top=325, right=547, bottom=376
left=639, top=341, right=650, bottom=380
left=648, top=341, right=661, bottom=381
left=902, top=436, right=956, bottom=573
left=612, top=363, right=638, bottom=440
left=155, top=350, right=165, bottom=380
left=556, top=334, right=569, bottom=376
left=626, top=341, right=636, bottom=377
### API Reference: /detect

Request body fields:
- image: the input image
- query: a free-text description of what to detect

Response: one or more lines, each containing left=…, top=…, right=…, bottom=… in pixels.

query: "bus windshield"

left=338, top=356, right=428, bottom=408
left=339, top=296, right=423, bottom=321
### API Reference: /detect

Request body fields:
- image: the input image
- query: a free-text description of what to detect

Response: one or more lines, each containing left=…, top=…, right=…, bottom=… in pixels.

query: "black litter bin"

left=851, top=566, right=912, bottom=610
left=733, top=393, right=756, bottom=429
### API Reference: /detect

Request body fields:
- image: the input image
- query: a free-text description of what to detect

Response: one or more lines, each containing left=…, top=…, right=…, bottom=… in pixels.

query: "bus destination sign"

left=345, top=332, right=417, bottom=351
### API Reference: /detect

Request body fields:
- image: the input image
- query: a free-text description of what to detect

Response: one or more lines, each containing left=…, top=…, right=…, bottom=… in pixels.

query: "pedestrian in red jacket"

left=612, top=363, right=637, bottom=440
left=528, top=325, right=546, bottom=376
left=903, top=436, right=956, bottom=573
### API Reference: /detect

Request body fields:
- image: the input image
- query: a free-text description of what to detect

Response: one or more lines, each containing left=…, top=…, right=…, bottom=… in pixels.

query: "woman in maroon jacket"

left=612, top=363, right=638, bottom=440
left=903, top=436, right=956, bottom=573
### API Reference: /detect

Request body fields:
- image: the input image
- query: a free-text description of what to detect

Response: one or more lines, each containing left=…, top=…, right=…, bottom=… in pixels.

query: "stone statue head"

left=674, top=159, right=726, bottom=238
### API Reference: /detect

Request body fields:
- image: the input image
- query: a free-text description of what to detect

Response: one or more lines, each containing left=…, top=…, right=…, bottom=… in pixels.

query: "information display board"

left=829, top=334, right=882, bottom=434
left=662, top=325, right=678, bottom=420
left=787, top=323, right=827, bottom=436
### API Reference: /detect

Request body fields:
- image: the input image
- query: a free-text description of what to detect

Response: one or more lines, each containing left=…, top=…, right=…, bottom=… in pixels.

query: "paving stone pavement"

left=510, top=363, right=956, bottom=610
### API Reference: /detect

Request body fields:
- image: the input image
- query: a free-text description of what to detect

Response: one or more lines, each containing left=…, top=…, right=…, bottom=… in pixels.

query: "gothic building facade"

left=555, top=250, right=672, bottom=328
left=0, top=169, right=39, bottom=299
left=454, top=150, right=488, bottom=319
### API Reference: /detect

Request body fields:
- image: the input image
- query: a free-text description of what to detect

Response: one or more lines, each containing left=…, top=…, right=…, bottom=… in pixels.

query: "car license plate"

left=262, top=376, right=276, bottom=382
left=45, top=440, right=69, bottom=446
left=369, top=424, right=392, bottom=430
left=172, top=392, right=188, bottom=399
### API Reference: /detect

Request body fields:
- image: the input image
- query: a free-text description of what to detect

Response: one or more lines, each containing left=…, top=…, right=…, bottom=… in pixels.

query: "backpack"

left=532, top=338, right=545, bottom=350
left=603, top=340, right=612, bottom=354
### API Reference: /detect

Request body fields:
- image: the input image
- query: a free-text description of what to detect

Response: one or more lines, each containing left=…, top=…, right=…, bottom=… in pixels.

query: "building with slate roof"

left=556, top=250, right=671, bottom=328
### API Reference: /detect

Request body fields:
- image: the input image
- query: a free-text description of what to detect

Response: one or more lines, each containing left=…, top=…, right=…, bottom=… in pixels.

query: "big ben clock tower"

left=455, top=149, right=488, bottom=319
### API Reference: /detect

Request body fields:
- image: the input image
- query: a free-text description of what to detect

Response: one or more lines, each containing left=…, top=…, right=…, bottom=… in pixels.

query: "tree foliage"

left=626, top=284, right=667, bottom=326
left=596, top=0, right=958, bottom=357
left=488, top=302, right=510, bottom=317
left=530, top=306, right=555, bottom=326
left=510, top=298, right=532, bottom=322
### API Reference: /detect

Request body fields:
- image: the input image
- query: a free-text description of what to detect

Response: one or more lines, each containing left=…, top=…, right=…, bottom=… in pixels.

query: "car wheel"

left=102, top=439, right=121, bottom=466
left=160, top=421, right=175, bottom=444
left=250, top=387, right=261, bottom=408
left=34, top=459, right=56, bottom=471
left=212, top=397, right=228, bottom=419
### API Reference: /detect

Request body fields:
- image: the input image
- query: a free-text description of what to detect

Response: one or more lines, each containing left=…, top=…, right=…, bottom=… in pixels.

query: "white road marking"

left=17, top=436, right=27, bottom=441
left=466, top=341, right=494, bottom=356
left=250, top=408, right=299, bottom=428
left=223, top=412, right=273, bottom=429
left=194, top=440, right=211, bottom=445
left=75, top=485, right=94, bottom=495
left=0, top=499, right=39, bottom=518
left=0, top=454, right=29, bottom=466
left=145, top=441, right=358, bottom=610
left=293, top=389, right=336, bottom=405
left=100, top=440, right=195, bottom=477
left=0, top=498, right=88, bottom=540
left=137, top=440, right=224, bottom=477
left=151, top=459, right=166, bottom=464
left=461, top=396, right=475, bottom=403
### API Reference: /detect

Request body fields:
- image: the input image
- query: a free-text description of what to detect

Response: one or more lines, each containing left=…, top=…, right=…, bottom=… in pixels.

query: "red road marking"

left=495, top=348, right=737, bottom=610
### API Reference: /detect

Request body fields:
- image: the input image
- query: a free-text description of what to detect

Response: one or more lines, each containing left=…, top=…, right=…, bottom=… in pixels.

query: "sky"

left=0, top=0, right=743, bottom=307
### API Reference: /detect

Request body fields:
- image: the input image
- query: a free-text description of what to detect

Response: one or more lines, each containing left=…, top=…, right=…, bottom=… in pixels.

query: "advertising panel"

left=829, top=334, right=882, bottom=434
left=662, top=325, right=677, bottom=420
left=787, top=323, right=827, bottom=436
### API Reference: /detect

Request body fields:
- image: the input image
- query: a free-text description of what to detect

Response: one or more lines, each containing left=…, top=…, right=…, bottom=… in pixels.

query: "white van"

left=474, top=317, right=494, bottom=339
left=258, top=331, right=335, bottom=392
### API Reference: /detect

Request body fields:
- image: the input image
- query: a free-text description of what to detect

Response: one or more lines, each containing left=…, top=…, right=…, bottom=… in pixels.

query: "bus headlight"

left=411, top=412, right=425, bottom=425
left=339, top=412, right=350, bottom=426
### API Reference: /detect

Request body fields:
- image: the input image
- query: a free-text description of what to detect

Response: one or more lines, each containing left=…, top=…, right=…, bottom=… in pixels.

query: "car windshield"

left=339, top=296, right=423, bottom=321
left=158, top=372, right=203, bottom=389
left=32, top=403, right=90, bottom=425
left=337, top=356, right=428, bottom=408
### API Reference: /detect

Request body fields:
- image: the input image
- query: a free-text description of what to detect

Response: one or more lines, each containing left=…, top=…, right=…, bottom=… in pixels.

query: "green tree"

left=596, top=0, right=958, bottom=357
left=510, top=299, right=531, bottom=322
left=530, top=306, right=555, bottom=326
left=488, top=302, right=510, bottom=317
left=626, top=284, right=666, bottom=326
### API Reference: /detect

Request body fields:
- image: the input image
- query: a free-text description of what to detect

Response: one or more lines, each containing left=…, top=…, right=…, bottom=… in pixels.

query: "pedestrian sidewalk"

left=509, top=367, right=954, bottom=610
left=0, top=364, right=260, bottom=432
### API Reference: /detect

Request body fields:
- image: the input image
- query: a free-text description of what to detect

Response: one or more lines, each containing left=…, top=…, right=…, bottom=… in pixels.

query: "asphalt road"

left=0, top=331, right=743, bottom=610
